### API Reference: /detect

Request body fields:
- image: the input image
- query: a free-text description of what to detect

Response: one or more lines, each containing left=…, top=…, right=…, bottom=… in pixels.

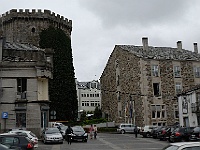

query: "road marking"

left=123, top=134, right=168, bottom=146
left=51, top=145, right=60, bottom=150
left=98, top=138, right=122, bottom=150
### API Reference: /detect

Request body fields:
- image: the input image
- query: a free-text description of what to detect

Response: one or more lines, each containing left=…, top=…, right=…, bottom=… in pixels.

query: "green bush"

left=97, top=127, right=117, bottom=133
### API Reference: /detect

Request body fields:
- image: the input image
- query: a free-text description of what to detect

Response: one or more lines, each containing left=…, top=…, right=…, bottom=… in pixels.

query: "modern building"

left=0, top=37, right=53, bottom=136
left=177, top=84, right=200, bottom=127
left=76, top=80, right=101, bottom=119
left=100, top=37, right=200, bottom=127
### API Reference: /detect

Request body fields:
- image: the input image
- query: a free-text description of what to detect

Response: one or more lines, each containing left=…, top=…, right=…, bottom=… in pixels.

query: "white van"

left=117, top=123, right=135, bottom=134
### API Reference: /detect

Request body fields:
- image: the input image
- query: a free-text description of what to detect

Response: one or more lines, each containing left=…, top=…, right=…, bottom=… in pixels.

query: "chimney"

left=177, top=41, right=182, bottom=52
left=194, top=43, right=198, bottom=53
left=142, top=37, right=148, bottom=51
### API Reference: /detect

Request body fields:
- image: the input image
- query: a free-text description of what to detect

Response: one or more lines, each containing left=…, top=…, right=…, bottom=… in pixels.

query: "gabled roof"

left=118, top=45, right=200, bottom=61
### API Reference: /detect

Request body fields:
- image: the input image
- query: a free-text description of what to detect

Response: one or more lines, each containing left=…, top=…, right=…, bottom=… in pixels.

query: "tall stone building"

left=0, top=9, right=72, bottom=136
left=0, top=9, right=72, bottom=46
left=100, top=37, right=200, bottom=127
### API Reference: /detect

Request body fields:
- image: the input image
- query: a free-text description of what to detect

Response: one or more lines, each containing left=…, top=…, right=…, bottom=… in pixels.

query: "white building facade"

left=178, top=85, right=200, bottom=127
left=76, top=80, right=101, bottom=114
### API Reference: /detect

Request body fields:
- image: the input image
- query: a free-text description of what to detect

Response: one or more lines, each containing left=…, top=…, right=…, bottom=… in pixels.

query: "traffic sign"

left=2, top=112, right=8, bottom=119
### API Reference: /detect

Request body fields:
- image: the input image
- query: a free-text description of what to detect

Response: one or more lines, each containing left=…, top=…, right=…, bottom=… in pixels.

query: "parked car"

left=0, top=143, right=21, bottom=150
left=117, top=123, right=135, bottom=134
left=59, top=125, right=68, bottom=139
left=8, top=130, right=38, bottom=148
left=0, top=133, right=34, bottom=150
left=41, top=127, right=63, bottom=144
left=162, top=142, right=200, bottom=150
left=140, top=125, right=156, bottom=137
left=71, top=126, right=88, bottom=142
left=189, top=126, right=200, bottom=141
left=157, top=126, right=176, bottom=141
left=151, top=126, right=162, bottom=139
left=169, top=127, right=195, bottom=142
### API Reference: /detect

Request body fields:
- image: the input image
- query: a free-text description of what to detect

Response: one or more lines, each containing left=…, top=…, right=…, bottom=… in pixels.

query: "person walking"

left=93, top=125, right=98, bottom=139
left=89, top=124, right=94, bottom=139
left=134, top=126, right=138, bottom=138
left=65, top=125, right=73, bottom=144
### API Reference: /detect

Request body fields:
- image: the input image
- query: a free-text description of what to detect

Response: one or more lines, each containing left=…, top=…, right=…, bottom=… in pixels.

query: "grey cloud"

left=78, top=0, right=197, bottom=28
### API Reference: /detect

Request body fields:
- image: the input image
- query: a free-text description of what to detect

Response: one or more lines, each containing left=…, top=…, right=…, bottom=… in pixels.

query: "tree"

left=39, top=26, right=78, bottom=121
left=93, top=106, right=102, bottom=119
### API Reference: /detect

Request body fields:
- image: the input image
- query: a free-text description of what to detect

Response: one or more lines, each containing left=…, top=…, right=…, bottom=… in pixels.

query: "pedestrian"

left=134, top=126, right=138, bottom=138
left=89, top=124, right=94, bottom=139
left=65, top=125, right=73, bottom=144
left=94, top=124, right=98, bottom=139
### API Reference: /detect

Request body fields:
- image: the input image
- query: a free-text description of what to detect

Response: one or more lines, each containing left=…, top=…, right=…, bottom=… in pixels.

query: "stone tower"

left=0, top=9, right=72, bottom=46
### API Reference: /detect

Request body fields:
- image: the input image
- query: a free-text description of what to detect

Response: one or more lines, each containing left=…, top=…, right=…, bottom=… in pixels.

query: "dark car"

left=0, top=133, right=34, bottom=150
left=169, top=127, right=195, bottom=142
left=157, top=126, right=176, bottom=141
left=71, top=126, right=88, bottom=142
left=189, top=126, right=200, bottom=141
left=151, top=126, right=163, bottom=139
left=0, top=143, right=21, bottom=150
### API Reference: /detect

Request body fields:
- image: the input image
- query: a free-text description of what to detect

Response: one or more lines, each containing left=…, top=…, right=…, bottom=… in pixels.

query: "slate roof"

left=119, top=45, right=200, bottom=61
left=3, top=42, right=43, bottom=51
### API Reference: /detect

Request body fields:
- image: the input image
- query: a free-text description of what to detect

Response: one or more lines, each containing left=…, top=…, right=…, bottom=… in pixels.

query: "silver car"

left=41, top=127, right=63, bottom=144
left=117, top=123, right=135, bottom=134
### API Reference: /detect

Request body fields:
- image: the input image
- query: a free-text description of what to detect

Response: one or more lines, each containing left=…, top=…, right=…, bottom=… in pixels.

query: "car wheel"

left=121, top=130, right=125, bottom=134
left=146, top=133, right=151, bottom=138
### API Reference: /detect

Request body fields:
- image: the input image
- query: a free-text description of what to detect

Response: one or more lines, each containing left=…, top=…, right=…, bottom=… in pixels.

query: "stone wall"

left=0, top=9, right=72, bottom=46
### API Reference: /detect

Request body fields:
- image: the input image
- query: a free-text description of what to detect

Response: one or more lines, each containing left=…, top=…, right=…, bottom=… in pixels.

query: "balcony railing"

left=191, top=102, right=200, bottom=113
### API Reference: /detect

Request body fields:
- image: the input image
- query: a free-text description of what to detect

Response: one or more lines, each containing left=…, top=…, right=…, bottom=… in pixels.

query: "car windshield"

left=45, top=128, right=60, bottom=134
left=162, top=145, right=179, bottom=150
left=61, top=126, right=68, bottom=130
left=193, top=127, right=200, bottom=132
left=72, top=126, right=84, bottom=132
left=29, top=132, right=37, bottom=137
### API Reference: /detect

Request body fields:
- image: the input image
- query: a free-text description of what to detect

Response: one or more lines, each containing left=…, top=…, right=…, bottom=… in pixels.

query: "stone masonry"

left=100, top=37, right=200, bottom=127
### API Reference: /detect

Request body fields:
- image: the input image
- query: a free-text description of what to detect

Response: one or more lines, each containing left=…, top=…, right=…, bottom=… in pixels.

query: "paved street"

left=37, top=133, right=169, bottom=150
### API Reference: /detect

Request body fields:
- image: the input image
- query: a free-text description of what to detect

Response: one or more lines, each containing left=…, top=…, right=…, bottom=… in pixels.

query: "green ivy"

left=39, top=26, right=78, bottom=122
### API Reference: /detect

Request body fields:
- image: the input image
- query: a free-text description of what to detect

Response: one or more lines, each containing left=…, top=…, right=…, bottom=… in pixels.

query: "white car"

left=41, top=127, right=63, bottom=144
left=162, top=142, right=200, bottom=150
left=8, top=130, right=38, bottom=148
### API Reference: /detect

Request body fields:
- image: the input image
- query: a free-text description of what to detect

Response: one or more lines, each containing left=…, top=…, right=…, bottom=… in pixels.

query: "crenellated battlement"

left=0, top=9, right=72, bottom=27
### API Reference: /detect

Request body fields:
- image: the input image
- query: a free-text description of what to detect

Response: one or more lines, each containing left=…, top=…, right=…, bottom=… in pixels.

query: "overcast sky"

left=1, top=0, right=200, bottom=81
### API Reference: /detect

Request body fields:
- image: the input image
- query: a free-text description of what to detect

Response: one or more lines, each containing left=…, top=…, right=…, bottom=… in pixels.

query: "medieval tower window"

left=31, top=27, right=36, bottom=33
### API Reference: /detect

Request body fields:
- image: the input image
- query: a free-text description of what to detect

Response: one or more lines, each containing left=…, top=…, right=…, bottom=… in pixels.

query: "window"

left=151, top=105, right=166, bottom=119
left=175, top=82, right=182, bottom=94
left=17, top=78, right=27, bottom=99
left=152, top=65, right=159, bottom=77
left=194, top=67, right=200, bottom=77
left=174, top=66, right=181, bottom=77
left=90, top=82, right=97, bottom=89
left=46, top=56, right=51, bottom=62
left=16, top=112, right=26, bottom=128
left=31, top=27, right=35, bottom=33
left=174, top=105, right=179, bottom=119
left=153, top=83, right=160, bottom=96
